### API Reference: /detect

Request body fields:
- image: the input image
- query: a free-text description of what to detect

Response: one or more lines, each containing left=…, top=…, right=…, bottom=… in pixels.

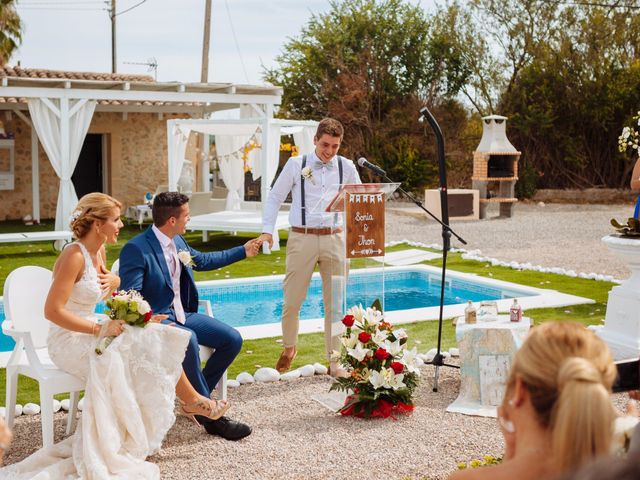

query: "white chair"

left=2, top=266, right=83, bottom=447
left=110, top=260, right=227, bottom=400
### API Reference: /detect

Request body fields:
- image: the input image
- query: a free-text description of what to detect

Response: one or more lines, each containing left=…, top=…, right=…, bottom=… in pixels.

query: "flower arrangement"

left=330, top=300, right=420, bottom=418
left=618, top=111, right=640, bottom=157
left=177, top=249, right=196, bottom=268
left=301, top=165, right=315, bottom=184
left=95, top=290, right=153, bottom=354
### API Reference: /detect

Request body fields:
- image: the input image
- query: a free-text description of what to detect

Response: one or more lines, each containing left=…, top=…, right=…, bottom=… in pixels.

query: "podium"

left=310, top=183, right=399, bottom=349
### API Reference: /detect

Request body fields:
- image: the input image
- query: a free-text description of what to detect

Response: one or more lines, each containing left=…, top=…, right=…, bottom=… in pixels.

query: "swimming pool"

left=0, top=265, right=593, bottom=353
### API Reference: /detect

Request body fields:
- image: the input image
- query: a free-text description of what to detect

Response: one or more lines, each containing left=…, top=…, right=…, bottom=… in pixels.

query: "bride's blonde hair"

left=69, top=193, right=122, bottom=239
left=507, top=321, right=616, bottom=473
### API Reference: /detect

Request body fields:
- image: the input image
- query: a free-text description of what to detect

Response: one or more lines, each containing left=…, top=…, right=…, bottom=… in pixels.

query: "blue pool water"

left=0, top=268, right=532, bottom=350
left=198, top=269, right=529, bottom=328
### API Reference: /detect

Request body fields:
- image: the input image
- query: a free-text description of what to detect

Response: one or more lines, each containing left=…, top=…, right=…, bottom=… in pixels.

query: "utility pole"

left=200, top=0, right=213, bottom=192
left=201, top=0, right=212, bottom=82
left=111, top=0, right=117, bottom=73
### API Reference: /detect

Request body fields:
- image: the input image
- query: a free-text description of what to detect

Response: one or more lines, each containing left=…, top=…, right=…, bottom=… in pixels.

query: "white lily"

left=387, top=370, right=406, bottom=391
left=400, top=347, right=421, bottom=375
left=341, top=333, right=358, bottom=350
left=382, top=339, right=403, bottom=356
left=365, top=307, right=383, bottom=325
left=347, top=304, right=366, bottom=323
left=347, top=343, right=371, bottom=362
left=372, top=329, right=389, bottom=347
left=368, top=370, right=388, bottom=389
left=393, top=328, right=408, bottom=340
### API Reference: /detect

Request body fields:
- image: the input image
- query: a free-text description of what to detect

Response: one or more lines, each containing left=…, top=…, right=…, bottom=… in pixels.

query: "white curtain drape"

left=214, top=134, right=251, bottom=210
left=28, top=98, right=96, bottom=231
left=293, top=126, right=316, bottom=157
left=168, top=125, right=190, bottom=191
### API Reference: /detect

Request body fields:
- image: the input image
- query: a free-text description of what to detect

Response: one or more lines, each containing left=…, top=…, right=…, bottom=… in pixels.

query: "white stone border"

left=385, top=239, right=621, bottom=284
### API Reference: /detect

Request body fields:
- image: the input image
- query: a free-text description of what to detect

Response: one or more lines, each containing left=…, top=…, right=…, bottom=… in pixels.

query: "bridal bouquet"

left=330, top=301, right=420, bottom=419
left=95, top=290, right=153, bottom=354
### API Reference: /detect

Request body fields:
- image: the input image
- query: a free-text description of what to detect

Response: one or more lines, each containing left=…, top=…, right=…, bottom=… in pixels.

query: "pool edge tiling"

left=196, top=265, right=595, bottom=340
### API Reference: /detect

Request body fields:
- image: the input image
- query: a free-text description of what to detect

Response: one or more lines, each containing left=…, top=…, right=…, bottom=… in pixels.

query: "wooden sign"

left=345, top=192, right=385, bottom=258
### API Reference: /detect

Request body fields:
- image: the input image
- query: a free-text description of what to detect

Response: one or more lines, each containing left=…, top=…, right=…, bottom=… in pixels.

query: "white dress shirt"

left=262, top=151, right=361, bottom=235
left=152, top=225, right=186, bottom=324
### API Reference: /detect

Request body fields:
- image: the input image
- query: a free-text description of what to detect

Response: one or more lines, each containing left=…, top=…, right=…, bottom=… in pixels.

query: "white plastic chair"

left=110, top=260, right=227, bottom=400
left=2, top=266, right=83, bottom=447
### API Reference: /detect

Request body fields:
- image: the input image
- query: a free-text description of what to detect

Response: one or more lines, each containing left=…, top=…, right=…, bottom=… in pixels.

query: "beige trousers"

left=282, top=230, right=346, bottom=359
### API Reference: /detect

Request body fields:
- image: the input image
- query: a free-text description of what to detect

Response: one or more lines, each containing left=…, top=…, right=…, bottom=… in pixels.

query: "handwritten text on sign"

left=345, top=192, right=385, bottom=258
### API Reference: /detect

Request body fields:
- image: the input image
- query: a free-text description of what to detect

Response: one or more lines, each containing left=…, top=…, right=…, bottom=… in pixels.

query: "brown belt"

left=290, top=226, right=343, bottom=235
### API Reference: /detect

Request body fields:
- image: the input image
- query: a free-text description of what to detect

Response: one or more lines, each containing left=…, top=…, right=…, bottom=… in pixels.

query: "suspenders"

left=300, top=156, right=343, bottom=226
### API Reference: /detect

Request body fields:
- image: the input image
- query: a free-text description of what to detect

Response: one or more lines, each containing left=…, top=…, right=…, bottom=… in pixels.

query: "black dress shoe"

left=203, top=416, right=252, bottom=441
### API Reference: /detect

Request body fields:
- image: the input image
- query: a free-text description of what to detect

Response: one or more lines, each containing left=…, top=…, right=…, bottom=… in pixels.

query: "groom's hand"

left=258, top=233, right=273, bottom=249
left=98, top=264, right=120, bottom=297
left=244, top=238, right=262, bottom=258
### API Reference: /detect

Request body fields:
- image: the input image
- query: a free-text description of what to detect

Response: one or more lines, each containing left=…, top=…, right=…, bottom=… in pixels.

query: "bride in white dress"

left=2, top=193, right=229, bottom=479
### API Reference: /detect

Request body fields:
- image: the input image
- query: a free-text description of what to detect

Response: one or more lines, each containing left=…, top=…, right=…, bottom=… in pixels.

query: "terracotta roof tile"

left=0, top=65, right=154, bottom=82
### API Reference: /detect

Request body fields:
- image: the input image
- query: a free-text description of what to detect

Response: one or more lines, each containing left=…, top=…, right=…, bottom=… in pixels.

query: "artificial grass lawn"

left=0, top=221, right=614, bottom=405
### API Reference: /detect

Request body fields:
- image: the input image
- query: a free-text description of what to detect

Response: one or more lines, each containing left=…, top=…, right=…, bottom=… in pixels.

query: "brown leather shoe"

left=275, top=348, right=297, bottom=373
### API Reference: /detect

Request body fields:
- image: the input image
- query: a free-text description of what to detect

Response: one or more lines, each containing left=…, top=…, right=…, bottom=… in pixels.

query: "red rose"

left=375, top=348, right=390, bottom=360
left=358, top=332, right=371, bottom=343
left=342, top=315, right=355, bottom=327
left=144, top=311, right=153, bottom=323
left=112, top=292, right=117, bottom=297
left=390, top=361, right=404, bottom=374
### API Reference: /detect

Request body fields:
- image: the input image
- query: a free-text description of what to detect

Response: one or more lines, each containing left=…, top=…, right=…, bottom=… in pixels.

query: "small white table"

left=446, top=314, right=531, bottom=417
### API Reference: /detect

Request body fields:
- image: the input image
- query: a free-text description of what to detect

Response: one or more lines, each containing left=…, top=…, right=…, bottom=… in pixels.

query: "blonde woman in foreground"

left=449, top=321, right=617, bottom=480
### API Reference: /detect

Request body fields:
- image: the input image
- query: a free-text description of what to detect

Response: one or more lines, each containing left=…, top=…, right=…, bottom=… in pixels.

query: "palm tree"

left=0, top=0, right=21, bottom=65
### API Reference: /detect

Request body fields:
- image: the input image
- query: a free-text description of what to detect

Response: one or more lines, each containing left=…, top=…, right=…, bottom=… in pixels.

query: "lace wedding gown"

left=2, top=242, right=191, bottom=479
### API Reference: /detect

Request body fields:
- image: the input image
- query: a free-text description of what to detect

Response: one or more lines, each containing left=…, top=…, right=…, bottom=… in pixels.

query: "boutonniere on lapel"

left=177, top=249, right=196, bottom=268
left=301, top=166, right=315, bottom=185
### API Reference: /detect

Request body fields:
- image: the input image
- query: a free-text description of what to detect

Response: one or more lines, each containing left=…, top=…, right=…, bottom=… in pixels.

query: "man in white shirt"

left=259, top=118, right=361, bottom=376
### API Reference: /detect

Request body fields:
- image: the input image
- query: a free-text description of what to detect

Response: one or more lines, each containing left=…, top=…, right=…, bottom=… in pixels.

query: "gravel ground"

left=3, top=202, right=636, bottom=479
left=387, top=201, right=632, bottom=280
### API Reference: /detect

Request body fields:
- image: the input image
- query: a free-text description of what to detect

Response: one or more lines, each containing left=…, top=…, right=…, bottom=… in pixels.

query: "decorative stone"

left=254, top=367, right=280, bottom=383
left=14, top=404, right=23, bottom=416
left=227, top=379, right=241, bottom=388
left=449, top=348, right=460, bottom=357
left=52, top=399, right=62, bottom=413
left=313, top=363, right=328, bottom=375
left=281, top=369, right=302, bottom=380
left=236, top=372, right=255, bottom=384
left=298, top=364, right=316, bottom=377
left=78, top=398, right=85, bottom=411
left=60, top=399, right=70, bottom=411
left=423, top=348, right=438, bottom=362
left=23, top=403, right=40, bottom=415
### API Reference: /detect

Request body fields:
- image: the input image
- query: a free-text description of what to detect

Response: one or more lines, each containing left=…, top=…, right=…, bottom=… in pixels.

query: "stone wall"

left=0, top=111, right=192, bottom=221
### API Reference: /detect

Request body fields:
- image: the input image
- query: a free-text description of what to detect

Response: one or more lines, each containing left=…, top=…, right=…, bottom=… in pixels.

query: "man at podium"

left=258, top=118, right=361, bottom=377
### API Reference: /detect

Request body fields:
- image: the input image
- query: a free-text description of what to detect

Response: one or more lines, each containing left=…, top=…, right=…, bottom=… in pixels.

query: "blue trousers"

left=163, top=311, right=242, bottom=397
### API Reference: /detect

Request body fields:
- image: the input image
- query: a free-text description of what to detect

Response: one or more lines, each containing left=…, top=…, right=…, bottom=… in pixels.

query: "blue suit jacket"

left=119, top=227, right=246, bottom=315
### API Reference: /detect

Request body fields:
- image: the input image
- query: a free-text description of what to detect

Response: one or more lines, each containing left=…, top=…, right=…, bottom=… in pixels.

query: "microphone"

left=357, top=157, right=386, bottom=177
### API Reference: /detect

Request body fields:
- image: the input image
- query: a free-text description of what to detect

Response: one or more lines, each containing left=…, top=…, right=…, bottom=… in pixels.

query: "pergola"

left=167, top=117, right=319, bottom=210
left=0, top=73, right=282, bottom=231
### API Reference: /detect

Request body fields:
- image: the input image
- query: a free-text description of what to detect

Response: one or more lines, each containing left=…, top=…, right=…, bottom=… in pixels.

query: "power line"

left=224, top=0, right=250, bottom=83
left=114, top=0, right=147, bottom=17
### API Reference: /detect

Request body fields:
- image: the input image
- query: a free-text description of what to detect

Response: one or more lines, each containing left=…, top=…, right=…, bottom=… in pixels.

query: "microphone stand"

left=369, top=107, right=466, bottom=392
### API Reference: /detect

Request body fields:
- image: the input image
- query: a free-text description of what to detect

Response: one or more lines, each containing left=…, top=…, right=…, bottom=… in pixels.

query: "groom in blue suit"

left=119, top=191, right=261, bottom=440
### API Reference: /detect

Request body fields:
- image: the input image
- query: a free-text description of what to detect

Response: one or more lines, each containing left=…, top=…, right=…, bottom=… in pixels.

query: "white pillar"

left=201, top=133, right=210, bottom=192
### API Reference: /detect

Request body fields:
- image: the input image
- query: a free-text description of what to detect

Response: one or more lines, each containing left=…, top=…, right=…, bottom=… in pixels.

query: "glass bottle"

left=465, top=301, right=477, bottom=324
left=510, top=299, right=522, bottom=322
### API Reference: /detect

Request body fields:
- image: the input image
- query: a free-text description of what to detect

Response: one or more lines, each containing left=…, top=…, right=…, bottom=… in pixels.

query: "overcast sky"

left=14, top=0, right=437, bottom=85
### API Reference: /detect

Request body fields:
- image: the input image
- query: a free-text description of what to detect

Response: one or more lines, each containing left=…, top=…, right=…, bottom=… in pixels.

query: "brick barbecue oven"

left=472, top=115, right=520, bottom=219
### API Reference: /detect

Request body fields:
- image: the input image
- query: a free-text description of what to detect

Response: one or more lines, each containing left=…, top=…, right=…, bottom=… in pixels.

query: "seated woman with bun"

left=450, top=321, right=617, bottom=480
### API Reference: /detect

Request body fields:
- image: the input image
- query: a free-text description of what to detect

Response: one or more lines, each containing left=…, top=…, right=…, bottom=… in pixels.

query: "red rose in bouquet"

left=342, top=315, right=355, bottom=327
